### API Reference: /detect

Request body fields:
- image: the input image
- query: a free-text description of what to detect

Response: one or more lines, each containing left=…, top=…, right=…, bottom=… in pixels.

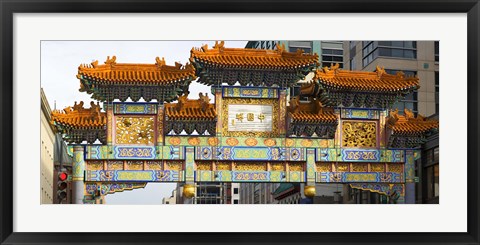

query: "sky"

left=41, top=41, right=247, bottom=204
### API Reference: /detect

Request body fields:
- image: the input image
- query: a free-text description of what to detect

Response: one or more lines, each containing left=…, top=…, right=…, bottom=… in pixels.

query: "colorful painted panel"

left=157, top=146, right=184, bottom=160
left=164, top=136, right=334, bottom=148
left=196, top=170, right=297, bottom=182
left=185, top=147, right=195, bottom=182
left=85, top=182, right=146, bottom=196
left=114, top=146, right=156, bottom=159
left=317, top=148, right=404, bottom=163
left=222, top=87, right=279, bottom=98
left=115, top=116, right=155, bottom=145
left=317, top=172, right=403, bottom=183
left=85, top=170, right=183, bottom=182
left=113, top=103, right=157, bottom=114
left=195, top=146, right=305, bottom=161
left=349, top=183, right=404, bottom=197
left=341, top=109, right=380, bottom=119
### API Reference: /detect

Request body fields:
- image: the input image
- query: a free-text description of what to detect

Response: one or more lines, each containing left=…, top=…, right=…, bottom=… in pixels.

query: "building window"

left=349, top=58, right=356, bottom=71
left=233, top=188, right=238, bottom=194
left=435, top=71, right=439, bottom=114
left=386, top=69, right=418, bottom=115
left=233, top=199, right=239, bottom=204
left=434, top=41, right=439, bottom=62
left=362, top=41, right=417, bottom=67
left=288, top=41, right=313, bottom=54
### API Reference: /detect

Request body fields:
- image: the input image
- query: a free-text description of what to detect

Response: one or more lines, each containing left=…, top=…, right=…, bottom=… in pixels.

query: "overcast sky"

left=41, top=41, right=247, bottom=204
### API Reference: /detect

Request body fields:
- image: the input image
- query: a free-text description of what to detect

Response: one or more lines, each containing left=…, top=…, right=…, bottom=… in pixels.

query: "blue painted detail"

left=114, top=146, right=156, bottom=159
left=195, top=146, right=305, bottom=161
left=113, top=102, right=157, bottom=114
left=85, top=170, right=182, bottom=182
left=316, top=172, right=403, bottom=183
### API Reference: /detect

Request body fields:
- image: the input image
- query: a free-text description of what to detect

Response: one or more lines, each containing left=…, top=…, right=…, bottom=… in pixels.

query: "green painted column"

left=72, top=145, right=85, bottom=204
left=404, top=150, right=417, bottom=204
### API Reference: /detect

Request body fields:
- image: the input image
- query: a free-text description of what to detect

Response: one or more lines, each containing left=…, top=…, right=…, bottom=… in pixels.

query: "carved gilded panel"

left=351, top=163, right=368, bottom=172
left=115, top=116, right=155, bottom=145
left=86, top=160, right=104, bottom=170
left=335, top=163, right=349, bottom=172
left=166, top=161, right=183, bottom=171
left=107, top=160, right=124, bottom=170
left=216, top=162, right=231, bottom=171
left=145, top=161, right=162, bottom=170
left=370, top=163, right=385, bottom=172
left=388, top=164, right=403, bottom=173
left=234, top=162, right=266, bottom=171
left=316, top=163, right=332, bottom=172
left=289, top=163, right=304, bottom=172
left=271, top=163, right=285, bottom=171
left=196, top=162, right=212, bottom=171
left=342, top=121, right=377, bottom=148
left=126, top=161, right=143, bottom=170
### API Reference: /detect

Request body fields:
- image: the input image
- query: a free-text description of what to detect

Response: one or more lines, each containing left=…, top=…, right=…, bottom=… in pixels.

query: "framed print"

left=1, top=0, right=479, bottom=244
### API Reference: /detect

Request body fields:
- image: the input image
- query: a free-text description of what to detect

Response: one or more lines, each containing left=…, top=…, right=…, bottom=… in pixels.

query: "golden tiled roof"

left=387, top=109, right=438, bottom=135
left=51, top=101, right=106, bottom=128
left=190, top=41, right=319, bottom=68
left=165, top=92, right=216, bottom=120
left=288, top=97, right=337, bottom=123
left=77, top=56, right=196, bottom=84
left=316, top=64, right=420, bottom=92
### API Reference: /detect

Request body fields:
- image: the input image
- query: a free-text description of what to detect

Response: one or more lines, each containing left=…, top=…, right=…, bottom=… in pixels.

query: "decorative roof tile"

left=288, top=97, right=337, bottom=124
left=77, top=56, right=196, bottom=85
left=190, top=41, right=319, bottom=69
left=316, top=64, right=420, bottom=93
left=51, top=101, right=106, bottom=128
left=165, top=92, right=217, bottom=120
left=387, top=109, right=439, bottom=135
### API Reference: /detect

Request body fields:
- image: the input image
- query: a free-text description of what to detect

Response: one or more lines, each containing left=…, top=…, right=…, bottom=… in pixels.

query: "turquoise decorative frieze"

left=85, top=182, right=146, bottom=195
left=195, top=146, right=305, bottom=161
left=306, top=148, right=316, bottom=184
left=341, top=109, right=380, bottom=119
left=85, top=170, right=184, bottom=182
left=317, top=148, right=404, bottom=163
left=196, top=170, right=304, bottom=182
left=113, top=102, right=157, bottom=114
left=86, top=145, right=184, bottom=160
left=114, top=146, right=156, bottom=159
left=222, top=86, right=279, bottom=98
left=185, top=147, right=195, bottom=182
left=317, top=172, right=403, bottom=183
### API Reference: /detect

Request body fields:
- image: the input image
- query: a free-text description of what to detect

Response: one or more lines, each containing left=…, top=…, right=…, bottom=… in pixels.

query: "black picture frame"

left=1, top=1, right=479, bottom=244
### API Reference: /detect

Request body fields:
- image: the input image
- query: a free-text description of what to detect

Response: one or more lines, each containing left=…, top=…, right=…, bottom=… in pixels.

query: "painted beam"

left=196, top=170, right=305, bottom=182
left=317, top=148, right=404, bottom=163
left=85, top=145, right=184, bottom=160
left=195, top=146, right=305, bottom=161
left=85, top=170, right=184, bottom=182
left=317, top=172, right=403, bottom=183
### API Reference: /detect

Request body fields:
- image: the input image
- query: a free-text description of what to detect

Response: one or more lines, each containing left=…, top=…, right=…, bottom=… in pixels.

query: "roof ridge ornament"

left=276, top=42, right=285, bottom=53
left=213, top=41, right=225, bottom=51
left=375, top=65, right=386, bottom=78
left=105, top=56, right=116, bottom=67
left=155, top=57, right=166, bottom=66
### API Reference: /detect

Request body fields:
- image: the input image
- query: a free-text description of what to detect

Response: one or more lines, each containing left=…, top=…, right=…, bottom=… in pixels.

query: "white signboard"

left=227, top=104, right=273, bottom=132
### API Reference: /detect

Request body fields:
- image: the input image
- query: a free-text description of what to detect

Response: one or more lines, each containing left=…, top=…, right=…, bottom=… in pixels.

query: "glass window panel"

left=322, top=56, right=333, bottom=61
left=379, top=47, right=391, bottom=56
left=378, top=41, right=391, bottom=46
left=434, top=147, right=439, bottom=163
left=322, top=49, right=333, bottom=54
left=333, top=56, right=343, bottom=62
left=391, top=48, right=403, bottom=57
left=404, top=50, right=415, bottom=59
left=391, top=41, right=403, bottom=47
left=333, top=49, right=343, bottom=55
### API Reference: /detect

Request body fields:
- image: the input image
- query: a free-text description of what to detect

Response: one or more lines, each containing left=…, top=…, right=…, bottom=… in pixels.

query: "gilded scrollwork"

left=316, top=163, right=331, bottom=172
left=166, top=161, right=183, bottom=170
left=351, top=163, right=368, bottom=172
left=342, top=121, right=377, bottom=148
left=115, top=116, right=155, bottom=145
left=126, top=161, right=143, bottom=170
left=107, top=161, right=124, bottom=170
left=288, top=163, right=304, bottom=172
left=196, top=162, right=212, bottom=171
left=222, top=98, right=279, bottom=137
left=271, top=163, right=285, bottom=171
left=145, top=161, right=162, bottom=170
left=216, top=162, right=231, bottom=170
left=86, top=160, right=104, bottom=170
left=388, top=164, right=403, bottom=173
left=370, top=163, right=385, bottom=172
left=234, top=162, right=266, bottom=171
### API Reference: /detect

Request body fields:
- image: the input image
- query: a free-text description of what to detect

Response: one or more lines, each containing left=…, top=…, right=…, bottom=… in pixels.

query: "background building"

left=176, top=183, right=240, bottom=204
left=240, top=183, right=279, bottom=204
left=40, top=88, right=55, bottom=204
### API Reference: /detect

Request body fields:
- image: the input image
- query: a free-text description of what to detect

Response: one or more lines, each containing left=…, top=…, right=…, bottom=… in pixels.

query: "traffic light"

left=57, top=172, right=68, bottom=200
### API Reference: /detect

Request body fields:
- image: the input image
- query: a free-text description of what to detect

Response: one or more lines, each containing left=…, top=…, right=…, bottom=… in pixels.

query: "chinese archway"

left=51, top=42, right=438, bottom=204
